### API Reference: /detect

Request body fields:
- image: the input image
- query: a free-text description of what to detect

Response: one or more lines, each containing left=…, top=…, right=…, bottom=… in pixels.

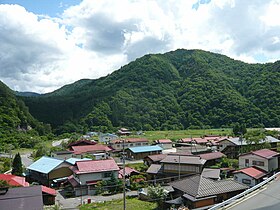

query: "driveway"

left=56, top=189, right=138, bottom=209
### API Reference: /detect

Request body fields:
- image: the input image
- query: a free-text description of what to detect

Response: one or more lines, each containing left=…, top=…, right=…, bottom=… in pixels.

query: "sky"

left=1, top=0, right=280, bottom=93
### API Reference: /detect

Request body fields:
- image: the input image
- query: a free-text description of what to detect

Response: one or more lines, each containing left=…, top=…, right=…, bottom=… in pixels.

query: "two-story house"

left=69, top=158, right=119, bottom=196
left=239, top=149, right=279, bottom=173
left=110, top=138, right=149, bottom=151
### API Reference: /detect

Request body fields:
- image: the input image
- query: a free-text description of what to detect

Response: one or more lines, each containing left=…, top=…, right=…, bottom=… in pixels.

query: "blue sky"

left=0, top=0, right=280, bottom=93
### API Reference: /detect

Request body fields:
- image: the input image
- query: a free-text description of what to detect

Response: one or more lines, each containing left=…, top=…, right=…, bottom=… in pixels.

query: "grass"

left=79, top=198, right=158, bottom=210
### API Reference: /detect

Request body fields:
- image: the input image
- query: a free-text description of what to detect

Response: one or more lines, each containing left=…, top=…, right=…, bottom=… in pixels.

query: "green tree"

left=147, top=185, right=168, bottom=207
left=11, top=153, right=23, bottom=176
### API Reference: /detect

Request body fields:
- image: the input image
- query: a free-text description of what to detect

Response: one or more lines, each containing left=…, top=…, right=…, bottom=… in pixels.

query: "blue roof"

left=128, top=145, right=163, bottom=153
left=27, top=156, right=64, bottom=174
left=65, top=158, right=91, bottom=165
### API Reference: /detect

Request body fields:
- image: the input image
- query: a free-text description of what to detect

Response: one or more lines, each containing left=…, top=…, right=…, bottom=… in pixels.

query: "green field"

left=80, top=198, right=158, bottom=210
left=135, top=128, right=233, bottom=142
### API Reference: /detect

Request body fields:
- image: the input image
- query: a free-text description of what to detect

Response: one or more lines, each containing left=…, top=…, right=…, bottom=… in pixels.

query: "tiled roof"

left=251, top=149, right=279, bottom=159
left=146, top=164, right=162, bottom=174
left=72, top=158, right=119, bottom=174
left=128, top=145, right=162, bottom=153
left=118, top=167, right=140, bottom=178
left=234, top=167, right=266, bottom=179
left=146, top=154, right=167, bottom=162
left=199, top=152, right=226, bottom=160
left=156, top=139, right=172, bottom=144
left=170, top=174, right=248, bottom=199
left=41, top=186, right=56, bottom=196
left=71, top=144, right=112, bottom=154
left=67, top=175, right=79, bottom=187
left=65, top=158, right=91, bottom=165
left=0, top=174, right=29, bottom=187
left=161, top=155, right=206, bottom=165
left=27, top=156, right=64, bottom=174
left=111, top=138, right=148, bottom=144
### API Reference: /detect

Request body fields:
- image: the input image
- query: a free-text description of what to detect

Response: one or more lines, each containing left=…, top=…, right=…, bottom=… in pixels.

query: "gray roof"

left=161, top=155, right=206, bottom=165
left=170, top=174, right=248, bottom=199
left=224, top=136, right=280, bottom=146
left=146, top=164, right=162, bottom=174
left=0, top=186, right=43, bottom=210
left=201, top=168, right=220, bottom=179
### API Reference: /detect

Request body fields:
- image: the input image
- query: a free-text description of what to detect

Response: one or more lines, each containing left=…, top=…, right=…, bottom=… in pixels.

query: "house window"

left=130, top=144, right=133, bottom=146
left=245, top=159, right=249, bottom=167
left=103, top=172, right=112, bottom=178
left=242, top=179, right=251, bottom=184
left=252, top=160, right=264, bottom=166
left=136, top=143, right=141, bottom=146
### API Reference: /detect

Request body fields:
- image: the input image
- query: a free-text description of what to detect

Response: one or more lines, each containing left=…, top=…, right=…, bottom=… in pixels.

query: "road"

left=229, top=177, right=280, bottom=210
left=21, top=153, right=33, bottom=167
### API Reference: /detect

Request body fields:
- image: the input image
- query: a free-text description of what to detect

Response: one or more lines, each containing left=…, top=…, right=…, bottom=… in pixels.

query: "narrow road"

left=21, top=153, right=33, bottom=167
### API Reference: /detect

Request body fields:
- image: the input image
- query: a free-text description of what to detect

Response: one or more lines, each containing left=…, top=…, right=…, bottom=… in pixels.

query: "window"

left=103, top=172, right=112, bottom=178
left=242, top=179, right=251, bottom=184
left=252, top=160, right=264, bottom=166
left=245, top=159, right=249, bottom=167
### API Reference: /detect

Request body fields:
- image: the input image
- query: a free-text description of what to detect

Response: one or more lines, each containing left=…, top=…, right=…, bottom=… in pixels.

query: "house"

left=198, top=152, right=226, bottom=167
left=233, top=167, right=267, bottom=187
left=0, top=186, right=43, bottom=210
left=26, top=156, right=72, bottom=186
left=51, top=150, right=74, bottom=160
left=110, top=138, right=149, bottom=151
left=69, top=158, right=119, bottom=196
left=69, top=144, right=113, bottom=159
left=117, top=127, right=132, bottom=136
left=126, top=145, right=162, bottom=160
left=0, top=174, right=29, bottom=187
left=99, top=133, right=118, bottom=144
left=144, top=154, right=167, bottom=166
left=218, top=136, right=280, bottom=158
left=68, top=139, right=96, bottom=148
left=169, top=174, right=248, bottom=209
left=238, top=149, right=279, bottom=173
left=118, top=167, right=140, bottom=179
left=154, top=139, right=173, bottom=149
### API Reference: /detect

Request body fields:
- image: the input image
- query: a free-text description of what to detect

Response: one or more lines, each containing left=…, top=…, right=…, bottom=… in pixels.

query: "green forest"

left=20, top=49, right=280, bottom=134
left=1, top=49, right=279, bottom=135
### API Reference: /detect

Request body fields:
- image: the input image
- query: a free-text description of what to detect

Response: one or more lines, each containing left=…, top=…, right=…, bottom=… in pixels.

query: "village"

left=1, top=127, right=280, bottom=209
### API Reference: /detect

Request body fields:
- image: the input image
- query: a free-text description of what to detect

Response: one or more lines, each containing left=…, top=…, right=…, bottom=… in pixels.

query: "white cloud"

left=1, top=0, right=280, bottom=93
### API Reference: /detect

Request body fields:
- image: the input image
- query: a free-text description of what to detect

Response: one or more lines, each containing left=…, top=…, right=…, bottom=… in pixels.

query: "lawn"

left=80, top=198, right=158, bottom=210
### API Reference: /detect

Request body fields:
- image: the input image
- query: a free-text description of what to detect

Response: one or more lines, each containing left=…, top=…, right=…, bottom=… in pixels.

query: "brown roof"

left=161, top=155, right=206, bottom=165
left=251, top=149, right=279, bottom=159
left=146, top=154, right=167, bottom=162
left=198, top=152, right=226, bottom=161
left=170, top=174, right=248, bottom=200
left=146, top=164, right=162, bottom=174
left=156, top=139, right=172, bottom=144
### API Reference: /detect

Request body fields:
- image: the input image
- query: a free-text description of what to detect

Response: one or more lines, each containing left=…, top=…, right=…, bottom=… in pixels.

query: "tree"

left=147, top=185, right=168, bottom=207
left=11, top=153, right=23, bottom=176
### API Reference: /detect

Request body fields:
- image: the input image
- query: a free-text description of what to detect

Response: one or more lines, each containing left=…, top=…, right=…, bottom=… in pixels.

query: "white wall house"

left=233, top=167, right=266, bottom=187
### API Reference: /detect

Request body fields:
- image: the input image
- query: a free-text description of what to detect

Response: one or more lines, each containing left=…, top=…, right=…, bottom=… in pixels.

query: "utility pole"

left=178, top=154, right=181, bottom=180
left=122, top=138, right=126, bottom=210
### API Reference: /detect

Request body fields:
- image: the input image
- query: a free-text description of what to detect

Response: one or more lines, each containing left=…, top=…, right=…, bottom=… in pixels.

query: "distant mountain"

left=15, top=91, right=41, bottom=97
left=20, top=49, right=280, bottom=133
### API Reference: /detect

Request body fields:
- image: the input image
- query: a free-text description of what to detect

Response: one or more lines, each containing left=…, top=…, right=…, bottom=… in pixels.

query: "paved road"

left=229, top=178, right=280, bottom=210
left=21, top=153, right=33, bottom=167
left=56, top=189, right=138, bottom=209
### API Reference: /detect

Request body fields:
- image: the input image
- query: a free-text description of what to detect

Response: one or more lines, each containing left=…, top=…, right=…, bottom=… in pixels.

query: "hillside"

left=0, top=81, right=51, bottom=147
left=21, top=49, right=280, bottom=133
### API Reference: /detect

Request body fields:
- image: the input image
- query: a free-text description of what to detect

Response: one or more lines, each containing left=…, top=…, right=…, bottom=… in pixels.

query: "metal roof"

left=27, top=156, right=64, bottom=174
left=128, top=145, right=163, bottom=153
left=65, top=158, right=91, bottom=165
left=224, top=136, right=280, bottom=146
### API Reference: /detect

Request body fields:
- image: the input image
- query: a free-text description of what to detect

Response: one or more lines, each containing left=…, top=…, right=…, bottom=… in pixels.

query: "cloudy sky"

left=1, top=0, right=280, bottom=93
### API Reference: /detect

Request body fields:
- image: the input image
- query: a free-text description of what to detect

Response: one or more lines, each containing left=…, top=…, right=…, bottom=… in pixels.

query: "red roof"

left=199, top=152, right=226, bottom=161
left=111, top=138, right=148, bottom=144
left=234, top=167, right=266, bottom=179
left=118, top=167, right=140, bottom=178
left=71, top=144, right=112, bottom=154
left=0, top=174, right=29, bottom=187
left=179, top=138, right=193, bottom=143
left=251, top=149, right=279, bottom=159
left=41, top=186, right=56, bottom=196
left=156, top=139, right=172, bottom=144
left=72, top=158, right=119, bottom=174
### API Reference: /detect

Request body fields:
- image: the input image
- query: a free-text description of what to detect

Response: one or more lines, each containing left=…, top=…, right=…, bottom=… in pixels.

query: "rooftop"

left=156, top=139, right=172, bottom=144
left=161, top=155, right=206, bottom=165
left=128, top=145, right=162, bottom=153
left=198, top=152, right=226, bottom=160
left=27, top=156, right=64, bottom=174
left=240, top=149, right=279, bottom=159
left=234, top=167, right=266, bottom=179
left=65, top=158, right=91, bottom=165
left=118, top=167, right=140, bottom=178
left=72, top=158, right=119, bottom=174
left=111, top=138, right=148, bottom=144
left=0, top=174, right=29, bottom=187
left=71, top=144, right=112, bottom=154
left=221, top=136, right=280, bottom=146
left=146, top=164, right=162, bottom=174
left=146, top=154, right=167, bottom=162
left=201, top=168, right=221, bottom=179
left=41, top=186, right=56, bottom=196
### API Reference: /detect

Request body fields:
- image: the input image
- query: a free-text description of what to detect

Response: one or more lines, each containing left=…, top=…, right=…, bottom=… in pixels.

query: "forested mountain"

left=20, top=49, right=280, bottom=133
left=0, top=81, right=51, bottom=147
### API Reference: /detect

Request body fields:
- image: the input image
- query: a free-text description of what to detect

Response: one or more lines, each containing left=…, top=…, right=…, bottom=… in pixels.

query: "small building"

left=144, top=154, right=167, bottom=166
left=154, top=139, right=173, bottom=149
left=69, top=158, right=119, bottom=196
left=99, top=133, right=118, bottom=144
left=110, top=138, right=149, bottom=151
left=68, top=139, right=96, bottom=148
left=238, top=149, right=279, bottom=173
left=117, top=128, right=132, bottom=136
left=26, top=156, right=72, bottom=186
left=233, top=167, right=267, bottom=187
left=41, top=185, right=57, bottom=205
left=169, top=174, right=248, bottom=209
left=0, top=186, right=44, bottom=210
left=70, top=144, right=113, bottom=158
left=126, top=145, right=163, bottom=160
left=51, top=150, right=74, bottom=160
left=198, top=152, right=226, bottom=167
